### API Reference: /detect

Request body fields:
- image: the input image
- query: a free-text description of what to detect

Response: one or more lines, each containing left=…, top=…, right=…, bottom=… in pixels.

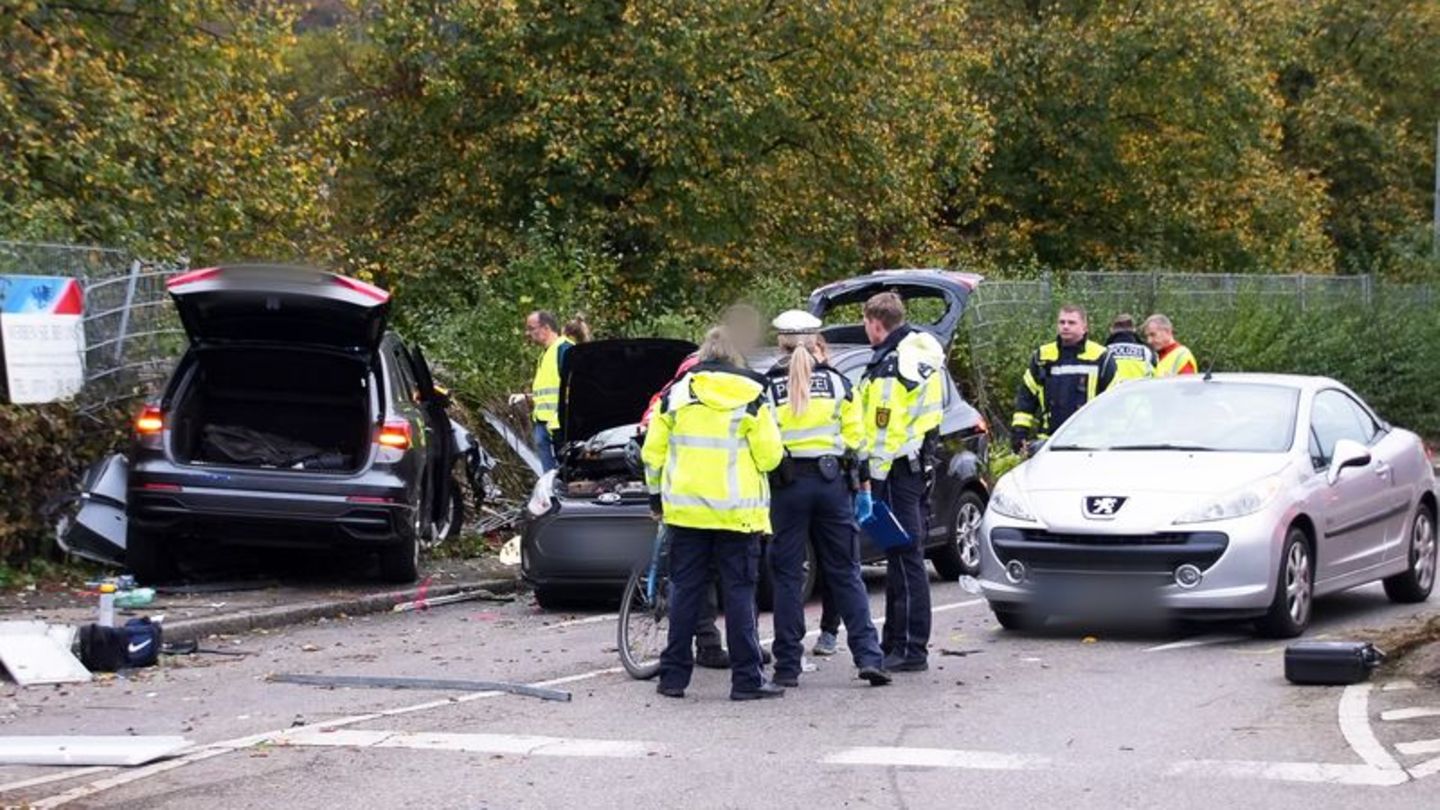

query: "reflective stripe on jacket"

left=858, top=326, right=946, bottom=481
left=1012, top=337, right=1112, bottom=438
left=1155, top=343, right=1197, bottom=377
left=1103, top=331, right=1156, bottom=385
left=641, top=363, right=784, bottom=533
left=766, top=362, right=862, bottom=459
left=531, top=336, right=573, bottom=430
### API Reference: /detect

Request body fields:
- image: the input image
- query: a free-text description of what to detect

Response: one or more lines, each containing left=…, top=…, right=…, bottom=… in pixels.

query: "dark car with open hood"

left=59, top=265, right=488, bottom=584
left=521, top=269, right=991, bottom=609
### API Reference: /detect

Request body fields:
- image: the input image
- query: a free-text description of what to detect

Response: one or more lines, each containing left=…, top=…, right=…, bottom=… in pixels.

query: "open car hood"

left=167, top=265, right=391, bottom=352
left=807, top=269, right=981, bottom=348
left=559, top=338, right=698, bottom=442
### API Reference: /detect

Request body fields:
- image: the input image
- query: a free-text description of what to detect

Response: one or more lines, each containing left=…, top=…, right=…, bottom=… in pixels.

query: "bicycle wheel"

left=617, top=564, right=668, bottom=680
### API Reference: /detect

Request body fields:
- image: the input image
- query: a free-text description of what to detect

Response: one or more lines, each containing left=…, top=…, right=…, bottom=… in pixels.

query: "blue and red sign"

left=0, top=275, right=84, bottom=315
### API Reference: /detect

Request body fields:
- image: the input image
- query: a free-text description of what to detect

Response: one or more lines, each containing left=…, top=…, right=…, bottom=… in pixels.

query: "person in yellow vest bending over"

left=1142, top=313, right=1198, bottom=377
left=513, top=310, right=573, bottom=472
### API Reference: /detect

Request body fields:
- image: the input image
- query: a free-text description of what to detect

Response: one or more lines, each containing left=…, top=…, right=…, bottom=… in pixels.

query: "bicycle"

left=617, top=525, right=670, bottom=680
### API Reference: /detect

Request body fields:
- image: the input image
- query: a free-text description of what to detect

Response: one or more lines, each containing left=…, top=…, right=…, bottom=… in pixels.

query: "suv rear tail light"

left=377, top=420, right=411, bottom=449
left=135, top=405, right=165, bottom=435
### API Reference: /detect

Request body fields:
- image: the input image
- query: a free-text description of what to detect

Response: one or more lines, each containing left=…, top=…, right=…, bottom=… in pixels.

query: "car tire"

left=991, top=606, right=1043, bottom=632
left=1383, top=504, right=1437, bottom=604
left=757, top=537, right=817, bottom=612
left=1255, top=527, right=1313, bottom=638
left=931, top=489, right=985, bottom=581
left=533, top=586, right=589, bottom=611
left=126, top=526, right=177, bottom=584
left=431, top=474, right=465, bottom=544
left=380, top=490, right=425, bottom=584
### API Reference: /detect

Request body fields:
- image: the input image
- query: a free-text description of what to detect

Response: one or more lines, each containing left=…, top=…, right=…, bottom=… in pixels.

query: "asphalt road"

left=4, top=572, right=1440, bottom=809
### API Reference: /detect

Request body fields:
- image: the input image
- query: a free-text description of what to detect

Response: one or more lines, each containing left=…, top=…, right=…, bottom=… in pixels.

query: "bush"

left=962, top=281, right=1440, bottom=442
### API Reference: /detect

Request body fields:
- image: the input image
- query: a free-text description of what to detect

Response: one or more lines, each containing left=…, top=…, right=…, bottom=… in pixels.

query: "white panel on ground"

left=280, top=728, right=654, bottom=759
left=0, top=737, right=192, bottom=767
left=0, top=634, right=90, bottom=686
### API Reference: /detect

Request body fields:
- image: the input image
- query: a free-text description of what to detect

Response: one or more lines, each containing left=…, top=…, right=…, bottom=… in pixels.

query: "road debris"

left=393, top=588, right=515, bottom=613
left=0, top=735, right=191, bottom=766
left=267, top=673, right=572, bottom=702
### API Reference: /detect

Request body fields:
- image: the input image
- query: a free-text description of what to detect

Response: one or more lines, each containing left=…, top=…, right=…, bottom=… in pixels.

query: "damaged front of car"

left=520, top=338, right=696, bottom=608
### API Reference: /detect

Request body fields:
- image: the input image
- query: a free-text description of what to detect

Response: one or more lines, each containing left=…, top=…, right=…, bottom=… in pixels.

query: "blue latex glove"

left=853, top=490, right=874, bottom=524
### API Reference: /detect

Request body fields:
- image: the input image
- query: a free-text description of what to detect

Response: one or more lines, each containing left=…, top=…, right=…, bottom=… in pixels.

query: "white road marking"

left=1409, top=755, right=1440, bottom=779
left=823, top=746, right=1050, bottom=771
left=1382, top=679, right=1419, bottom=692
left=1168, top=760, right=1410, bottom=787
left=1143, top=635, right=1248, bottom=653
left=279, top=729, right=655, bottom=758
left=1396, top=739, right=1440, bottom=757
left=1381, top=707, right=1440, bottom=722
left=1338, top=683, right=1406, bottom=776
left=0, top=767, right=114, bottom=795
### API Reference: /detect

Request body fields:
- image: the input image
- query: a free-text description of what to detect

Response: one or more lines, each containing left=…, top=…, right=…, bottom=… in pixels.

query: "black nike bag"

left=78, top=624, right=127, bottom=672
left=1284, top=641, right=1384, bottom=685
left=78, top=618, right=162, bottom=672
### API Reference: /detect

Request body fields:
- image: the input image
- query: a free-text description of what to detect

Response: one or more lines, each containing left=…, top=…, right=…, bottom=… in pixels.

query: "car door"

left=407, top=345, right=453, bottom=529
left=1310, top=389, right=1393, bottom=580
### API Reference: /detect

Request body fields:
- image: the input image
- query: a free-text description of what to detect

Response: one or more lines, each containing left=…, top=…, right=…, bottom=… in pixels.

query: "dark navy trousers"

left=659, top=527, right=764, bottom=692
left=770, top=474, right=884, bottom=678
left=875, top=463, right=931, bottom=663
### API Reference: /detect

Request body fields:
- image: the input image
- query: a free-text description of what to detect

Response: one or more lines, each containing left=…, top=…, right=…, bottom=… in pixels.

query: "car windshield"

left=1048, top=381, right=1299, bottom=453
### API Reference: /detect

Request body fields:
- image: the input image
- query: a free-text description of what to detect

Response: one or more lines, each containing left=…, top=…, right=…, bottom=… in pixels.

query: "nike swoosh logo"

left=128, top=639, right=152, bottom=653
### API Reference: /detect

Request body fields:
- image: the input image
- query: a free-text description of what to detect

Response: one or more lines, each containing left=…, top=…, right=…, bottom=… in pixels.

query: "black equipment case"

left=1284, top=641, right=1385, bottom=685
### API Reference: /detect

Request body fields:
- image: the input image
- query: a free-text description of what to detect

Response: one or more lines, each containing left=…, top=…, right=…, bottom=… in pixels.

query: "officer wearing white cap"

left=764, top=309, right=891, bottom=688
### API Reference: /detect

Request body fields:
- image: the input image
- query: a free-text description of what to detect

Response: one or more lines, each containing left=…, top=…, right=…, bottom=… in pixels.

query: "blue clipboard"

left=861, top=499, right=912, bottom=550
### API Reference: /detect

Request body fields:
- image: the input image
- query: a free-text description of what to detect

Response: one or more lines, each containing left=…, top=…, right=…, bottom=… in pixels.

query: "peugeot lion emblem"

left=1084, top=496, right=1127, bottom=519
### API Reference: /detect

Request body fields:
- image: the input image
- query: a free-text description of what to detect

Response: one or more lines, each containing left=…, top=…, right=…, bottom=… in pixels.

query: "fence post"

left=112, top=259, right=141, bottom=366
left=1362, top=274, right=1373, bottom=308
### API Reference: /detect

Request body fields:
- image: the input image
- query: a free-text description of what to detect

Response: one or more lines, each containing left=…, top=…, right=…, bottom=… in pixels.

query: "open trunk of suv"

left=555, top=339, right=696, bottom=500
left=167, top=347, right=374, bottom=473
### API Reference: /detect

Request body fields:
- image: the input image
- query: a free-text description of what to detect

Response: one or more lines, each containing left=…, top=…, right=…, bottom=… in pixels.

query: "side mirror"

left=1327, top=438, right=1371, bottom=485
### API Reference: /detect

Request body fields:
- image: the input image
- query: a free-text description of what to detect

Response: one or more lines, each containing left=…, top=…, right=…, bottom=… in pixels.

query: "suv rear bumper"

left=130, top=459, right=414, bottom=547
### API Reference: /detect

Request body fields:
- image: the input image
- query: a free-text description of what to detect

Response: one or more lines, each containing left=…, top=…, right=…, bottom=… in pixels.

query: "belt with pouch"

left=792, top=456, right=842, bottom=481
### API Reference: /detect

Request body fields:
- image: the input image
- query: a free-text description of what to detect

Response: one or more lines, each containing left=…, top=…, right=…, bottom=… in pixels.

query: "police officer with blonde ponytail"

left=765, top=310, right=891, bottom=688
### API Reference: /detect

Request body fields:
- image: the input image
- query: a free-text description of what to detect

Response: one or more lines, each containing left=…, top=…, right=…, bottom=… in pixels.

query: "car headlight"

left=988, top=474, right=1037, bottom=522
left=527, top=470, right=557, bottom=517
left=1173, top=475, right=1283, bottom=525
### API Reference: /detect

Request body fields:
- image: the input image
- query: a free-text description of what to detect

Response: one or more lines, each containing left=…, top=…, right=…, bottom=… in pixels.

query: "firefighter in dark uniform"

left=765, top=310, right=891, bottom=688
left=856, top=293, right=946, bottom=672
left=1011, top=304, right=1116, bottom=454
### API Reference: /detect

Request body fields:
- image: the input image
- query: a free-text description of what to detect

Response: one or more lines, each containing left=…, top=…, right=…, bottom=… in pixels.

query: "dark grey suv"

left=121, top=266, right=461, bottom=583
left=521, top=270, right=991, bottom=608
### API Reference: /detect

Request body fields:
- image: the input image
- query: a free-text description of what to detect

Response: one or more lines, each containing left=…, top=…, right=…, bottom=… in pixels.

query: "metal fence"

left=0, top=240, right=185, bottom=415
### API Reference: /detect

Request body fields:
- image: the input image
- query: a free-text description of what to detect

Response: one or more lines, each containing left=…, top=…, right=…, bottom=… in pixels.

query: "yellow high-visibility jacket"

left=1155, top=343, right=1198, bottom=377
left=531, top=336, right=573, bottom=431
left=642, top=363, right=784, bottom=533
left=765, top=360, right=863, bottom=458
left=858, top=326, right=946, bottom=481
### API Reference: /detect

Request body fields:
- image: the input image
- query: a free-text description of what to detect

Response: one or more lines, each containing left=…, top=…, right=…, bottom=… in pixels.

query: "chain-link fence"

left=963, top=272, right=1439, bottom=440
left=0, top=240, right=185, bottom=416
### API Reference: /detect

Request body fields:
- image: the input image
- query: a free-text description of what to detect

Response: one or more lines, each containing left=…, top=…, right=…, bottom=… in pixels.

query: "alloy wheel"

left=1285, top=541, right=1312, bottom=625
left=1414, top=510, right=1436, bottom=592
left=956, top=500, right=983, bottom=571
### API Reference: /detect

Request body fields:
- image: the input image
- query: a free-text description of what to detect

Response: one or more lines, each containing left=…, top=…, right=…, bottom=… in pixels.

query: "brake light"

left=135, top=405, right=165, bottom=435
left=165, top=267, right=222, bottom=289
left=332, top=274, right=391, bottom=303
left=377, top=420, right=411, bottom=449
left=141, top=482, right=182, bottom=492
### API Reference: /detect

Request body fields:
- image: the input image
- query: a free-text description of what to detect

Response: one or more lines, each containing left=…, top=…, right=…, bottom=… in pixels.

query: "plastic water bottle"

left=97, top=583, right=116, bottom=627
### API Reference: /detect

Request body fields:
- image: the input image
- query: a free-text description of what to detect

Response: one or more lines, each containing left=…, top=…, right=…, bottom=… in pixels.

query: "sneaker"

left=881, top=654, right=928, bottom=672
left=695, top=647, right=730, bottom=670
left=812, top=631, right=839, bottom=656
left=773, top=674, right=800, bottom=688
left=730, top=682, right=786, bottom=701
left=656, top=684, right=685, bottom=698
left=858, top=667, right=892, bottom=686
